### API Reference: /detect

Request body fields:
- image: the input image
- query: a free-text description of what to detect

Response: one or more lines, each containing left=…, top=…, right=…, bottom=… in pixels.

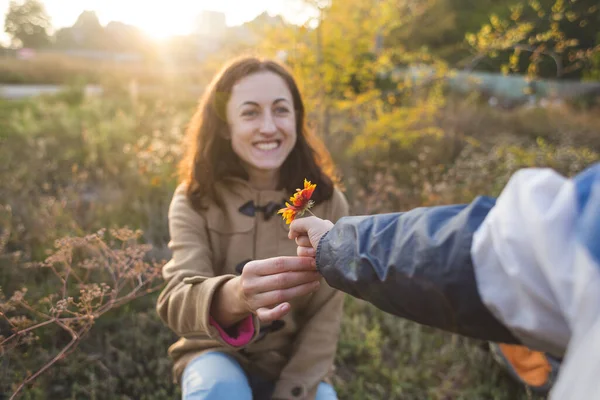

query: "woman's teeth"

left=254, top=141, right=279, bottom=151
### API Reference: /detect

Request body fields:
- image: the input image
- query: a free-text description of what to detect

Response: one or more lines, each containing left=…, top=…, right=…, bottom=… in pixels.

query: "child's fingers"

left=288, top=216, right=317, bottom=239
left=297, top=245, right=316, bottom=257
left=295, top=235, right=312, bottom=247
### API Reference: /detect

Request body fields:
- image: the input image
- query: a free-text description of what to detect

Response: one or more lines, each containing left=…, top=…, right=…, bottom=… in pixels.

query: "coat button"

left=291, top=386, right=303, bottom=397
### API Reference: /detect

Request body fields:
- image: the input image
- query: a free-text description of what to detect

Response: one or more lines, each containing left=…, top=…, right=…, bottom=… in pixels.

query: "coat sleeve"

left=272, top=188, right=349, bottom=400
left=156, top=187, right=260, bottom=347
left=315, top=195, right=520, bottom=344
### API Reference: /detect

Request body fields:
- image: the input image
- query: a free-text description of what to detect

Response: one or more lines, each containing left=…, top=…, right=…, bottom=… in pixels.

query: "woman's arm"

left=158, top=187, right=324, bottom=348
left=156, top=188, right=260, bottom=346
left=210, top=277, right=250, bottom=328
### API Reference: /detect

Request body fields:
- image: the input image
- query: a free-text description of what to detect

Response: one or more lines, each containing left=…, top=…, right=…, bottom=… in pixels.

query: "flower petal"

left=278, top=180, right=317, bottom=224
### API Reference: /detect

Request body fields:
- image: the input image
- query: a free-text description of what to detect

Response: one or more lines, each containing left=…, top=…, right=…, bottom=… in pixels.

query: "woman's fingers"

left=297, top=245, right=316, bottom=257
left=251, top=280, right=320, bottom=310
left=245, top=270, right=320, bottom=294
left=240, top=256, right=322, bottom=317
left=245, top=256, right=316, bottom=276
left=256, top=303, right=291, bottom=323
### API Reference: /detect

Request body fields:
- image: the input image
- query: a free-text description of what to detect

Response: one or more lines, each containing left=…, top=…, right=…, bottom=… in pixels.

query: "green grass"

left=334, top=297, right=545, bottom=399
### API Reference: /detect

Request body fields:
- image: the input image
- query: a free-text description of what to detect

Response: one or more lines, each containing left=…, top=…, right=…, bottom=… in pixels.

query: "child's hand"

left=288, top=216, right=334, bottom=258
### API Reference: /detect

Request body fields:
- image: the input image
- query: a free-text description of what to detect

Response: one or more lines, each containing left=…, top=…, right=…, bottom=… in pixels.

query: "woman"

left=156, top=56, right=349, bottom=400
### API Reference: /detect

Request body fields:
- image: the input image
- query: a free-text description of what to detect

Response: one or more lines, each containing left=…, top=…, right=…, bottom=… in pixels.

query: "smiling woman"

left=156, top=56, right=349, bottom=400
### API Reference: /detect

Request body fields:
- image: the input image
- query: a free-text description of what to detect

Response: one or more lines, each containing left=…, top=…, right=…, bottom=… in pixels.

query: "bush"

left=0, top=54, right=215, bottom=88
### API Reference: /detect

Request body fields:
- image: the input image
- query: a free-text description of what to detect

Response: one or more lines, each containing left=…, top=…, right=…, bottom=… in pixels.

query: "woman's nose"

left=260, top=111, right=277, bottom=134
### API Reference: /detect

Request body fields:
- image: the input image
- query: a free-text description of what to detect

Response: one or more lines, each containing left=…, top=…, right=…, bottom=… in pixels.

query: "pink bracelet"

left=209, top=315, right=255, bottom=346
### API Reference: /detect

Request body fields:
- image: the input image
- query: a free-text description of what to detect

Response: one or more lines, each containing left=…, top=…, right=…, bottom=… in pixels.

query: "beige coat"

left=156, top=177, right=349, bottom=399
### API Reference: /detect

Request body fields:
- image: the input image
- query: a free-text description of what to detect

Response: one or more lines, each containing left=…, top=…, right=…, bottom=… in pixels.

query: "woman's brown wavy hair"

left=179, top=56, right=338, bottom=210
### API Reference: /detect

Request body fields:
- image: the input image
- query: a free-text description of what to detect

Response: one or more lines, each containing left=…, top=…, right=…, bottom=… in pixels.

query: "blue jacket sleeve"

left=315, top=196, right=519, bottom=344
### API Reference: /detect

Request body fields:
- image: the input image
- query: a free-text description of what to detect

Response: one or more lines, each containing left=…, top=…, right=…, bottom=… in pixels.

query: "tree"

left=71, top=10, right=106, bottom=49
left=465, top=0, right=600, bottom=79
left=386, top=0, right=514, bottom=66
left=254, top=0, right=447, bottom=152
left=4, top=0, right=51, bottom=48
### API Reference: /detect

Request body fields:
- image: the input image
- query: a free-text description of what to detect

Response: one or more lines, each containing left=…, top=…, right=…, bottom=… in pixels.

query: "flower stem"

left=307, top=209, right=317, bottom=217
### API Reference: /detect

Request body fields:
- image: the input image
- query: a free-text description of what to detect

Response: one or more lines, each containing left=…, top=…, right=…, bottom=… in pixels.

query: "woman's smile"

left=253, top=139, right=282, bottom=152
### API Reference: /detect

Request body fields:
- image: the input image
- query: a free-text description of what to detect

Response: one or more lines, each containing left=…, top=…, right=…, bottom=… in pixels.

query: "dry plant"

left=0, top=227, right=164, bottom=399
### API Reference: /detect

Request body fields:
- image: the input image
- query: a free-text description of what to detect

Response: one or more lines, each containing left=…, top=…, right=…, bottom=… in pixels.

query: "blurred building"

left=193, top=10, right=226, bottom=60
left=194, top=10, right=226, bottom=37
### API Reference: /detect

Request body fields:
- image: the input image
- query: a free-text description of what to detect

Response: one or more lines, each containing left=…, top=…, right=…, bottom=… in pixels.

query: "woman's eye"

left=242, top=109, right=259, bottom=117
left=275, top=107, right=289, bottom=114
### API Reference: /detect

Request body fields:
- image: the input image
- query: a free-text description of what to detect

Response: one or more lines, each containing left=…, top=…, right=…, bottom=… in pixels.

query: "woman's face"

left=226, top=71, right=297, bottom=186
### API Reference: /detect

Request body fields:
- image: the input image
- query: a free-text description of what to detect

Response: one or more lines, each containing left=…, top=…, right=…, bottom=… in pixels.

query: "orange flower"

left=278, top=179, right=317, bottom=224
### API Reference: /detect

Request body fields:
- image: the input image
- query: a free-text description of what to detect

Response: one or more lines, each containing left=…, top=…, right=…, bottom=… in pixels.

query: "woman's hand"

left=288, top=216, right=334, bottom=258
left=212, top=220, right=332, bottom=327
left=236, top=256, right=321, bottom=322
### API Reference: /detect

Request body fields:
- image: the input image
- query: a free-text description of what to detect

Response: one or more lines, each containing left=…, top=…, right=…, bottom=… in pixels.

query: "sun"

left=119, top=6, right=195, bottom=39
left=139, top=21, right=189, bottom=40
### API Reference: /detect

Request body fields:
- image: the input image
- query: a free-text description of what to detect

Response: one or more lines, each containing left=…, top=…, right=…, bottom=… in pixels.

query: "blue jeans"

left=182, top=352, right=338, bottom=400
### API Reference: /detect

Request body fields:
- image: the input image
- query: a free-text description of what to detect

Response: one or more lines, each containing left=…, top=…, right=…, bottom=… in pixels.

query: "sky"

left=0, top=0, right=315, bottom=44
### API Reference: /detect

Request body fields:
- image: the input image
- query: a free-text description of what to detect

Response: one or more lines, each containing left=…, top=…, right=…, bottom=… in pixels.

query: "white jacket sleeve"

left=472, top=163, right=600, bottom=399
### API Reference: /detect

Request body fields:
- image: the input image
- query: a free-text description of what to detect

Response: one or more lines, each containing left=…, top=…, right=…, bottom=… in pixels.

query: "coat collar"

left=205, top=178, right=289, bottom=234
